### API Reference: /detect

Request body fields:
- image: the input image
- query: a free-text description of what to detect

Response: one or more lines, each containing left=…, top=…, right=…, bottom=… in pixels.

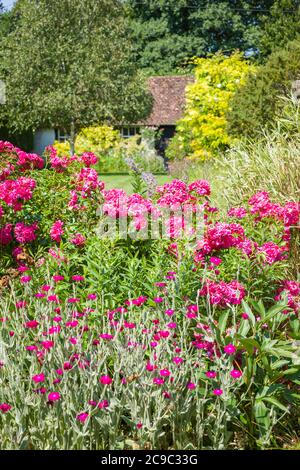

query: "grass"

left=100, top=173, right=172, bottom=193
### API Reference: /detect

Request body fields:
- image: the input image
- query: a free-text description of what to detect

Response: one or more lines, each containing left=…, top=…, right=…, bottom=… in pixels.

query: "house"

left=33, top=75, right=193, bottom=155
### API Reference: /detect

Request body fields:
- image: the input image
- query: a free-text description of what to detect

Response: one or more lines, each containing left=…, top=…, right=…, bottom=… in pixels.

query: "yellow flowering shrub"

left=53, top=125, right=121, bottom=156
left=167, top=52, right=256, bottom=160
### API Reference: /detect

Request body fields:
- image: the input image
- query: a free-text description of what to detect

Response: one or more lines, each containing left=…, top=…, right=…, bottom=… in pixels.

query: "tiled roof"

left=139, top=75, right=194, bottom=126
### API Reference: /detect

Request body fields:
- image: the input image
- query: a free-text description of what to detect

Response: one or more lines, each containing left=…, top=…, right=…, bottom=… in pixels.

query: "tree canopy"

left=227, top=39, right=300, bottom=139
left=127, top=0, right=276, bottom=75
left=258, top=0, right=300, bottom=58
left=0, top=0, right=152, bottom=152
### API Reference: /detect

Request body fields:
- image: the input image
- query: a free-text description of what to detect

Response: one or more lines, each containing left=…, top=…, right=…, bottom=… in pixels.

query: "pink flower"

left=153, top=377, right=165, bottom=385
left=0, top=403, right=12, bottom=413
left=230, top=369, right=242, bottom=379
left=72, top=275, right=85, bottom=282
left=165, top=309, right=175, bottom=317
left=159, top=369, right=171, bottom=377
left=41, top=340, right=54, bottom=350
left=99, top=375, right=113, bottom=385
left=50, top=220, right=64, bottom=243
left=136, top=422, right=143, bottom=429
left=173, top=357, right=183, bottom=365
left=99, top=334, right=114, bottom=341
left=213, top=389, right=223, bottom=396
left=224, top=344, right=236, bottom=355
left=98, top=400, right=109, bottom=409
left=187, top=382, right=196, bottom=390
left=25, top=320, right=39, bottom=329
left=53, top=275, right=65, bottom=282
left=68, top=297, right=80, bottom=304
left=77, top=412, right=89, bottom=423
left=15, top=221, right=38, bottom=244
left=71, top=233, right=86, bottom=247
left=206, top=371, right=217, bottom=379
left=48, top=392, right=61, bottom=402
left=20, top=275, right=32, bottom=283
left=146, top=362, right=156, bottom=372
left=167, top=322, right=177, bottom=329
left=32, top=373, right=45, bottom=384
left=88, top=293, right=97, bottom=300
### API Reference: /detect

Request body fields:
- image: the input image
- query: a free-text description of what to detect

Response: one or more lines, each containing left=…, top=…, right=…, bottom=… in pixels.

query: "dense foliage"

left=227, top=40, right=300, bottom=138
left=0, top=0, right=152, bottom=153
left=127, top=0, right=276, bottom=75
left=259, top=0, right=300, bottom=58
left=0, top=140, right=299, bottom=449
left=166, top=53, right=254, bottom=160
left=53, top=126, right=165, bottom=174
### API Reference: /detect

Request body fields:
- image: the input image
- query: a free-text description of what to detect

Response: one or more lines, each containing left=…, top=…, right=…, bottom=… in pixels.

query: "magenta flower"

left=167, top=322, right=177, bottom=329
left=20, top=275, right=32, bottom=283
left=99, top=375, right=113, bottom=385
left=72, top=275, right=85, bottom=282
left=50, top=220, right=64, bottom=243
left=0, top=403, right=12, bottom=413
left=165, top=309, right=175, bottom=317
left=213, top=389, right=223, bottom=396
left=136, top=422, right=143, bottom=429
left=173, top=357, right=183, bottom=365
left=224, top=343, right=237, bottom=355
left=187, top=382, right=196, bottom=390
left=153, top=377, right=165, bottom=385
left=32, top=373, right=45, bottom=384
left=159, top=369, right=171, bottom=377
left=41, top=340, right=54, bottom=350
left=88, top=294, right=97, bottom=300
left=25, top=320, right=39, bottom=329
left=71, top=233, right=86, bottom=247
left=68, top=297, right=80, bottom=304
left=77, top=412, right=89, bottom=423
left=53, top=275, right=65, bottom=282
left=206, top=371, right=217, bottom=379
left=230, top=369, right=242, bottom=379
left=98, top=400, right=109, bottom=409
left=48, top=392, right=61, bottom=402
left=99, top=334, right=114, bottom=341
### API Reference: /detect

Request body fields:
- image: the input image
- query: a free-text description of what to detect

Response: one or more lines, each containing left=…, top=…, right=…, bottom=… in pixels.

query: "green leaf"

left=262, top=396, right=289, bottom=413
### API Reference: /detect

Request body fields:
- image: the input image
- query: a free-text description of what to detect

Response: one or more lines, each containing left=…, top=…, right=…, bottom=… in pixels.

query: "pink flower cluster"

left=249, top=191, right=299, bottom=228
left=199, top=280, right=246, bottom=307
left=275, top=281, right=300, bottom=314
left=50, top=220, right=64, bottom=243
left=156, top=179, right=211, bottom=209
left=0, top=177, right=36, bottom=211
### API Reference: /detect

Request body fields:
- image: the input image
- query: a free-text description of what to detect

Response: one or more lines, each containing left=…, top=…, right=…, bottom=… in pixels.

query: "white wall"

left=33, top=129, right=56, bottom=155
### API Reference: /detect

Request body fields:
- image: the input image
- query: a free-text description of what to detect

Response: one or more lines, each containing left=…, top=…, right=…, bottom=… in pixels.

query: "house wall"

left=33, top=129, right=56, bottom=155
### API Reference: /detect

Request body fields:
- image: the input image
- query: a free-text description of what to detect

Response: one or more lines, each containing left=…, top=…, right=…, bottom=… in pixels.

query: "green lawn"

left=100, top=174, right=172, bottom=193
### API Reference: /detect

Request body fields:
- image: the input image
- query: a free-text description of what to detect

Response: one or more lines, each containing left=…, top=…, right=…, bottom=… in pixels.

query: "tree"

left=227, top=40, right=300, bottom=139
left=0, top=0, right=152, bottom=154
left=259, top=0, right=300, bottom=58
left=127, top=0, right=276, bottom=75
left=166, top=52, right=255, bottom=160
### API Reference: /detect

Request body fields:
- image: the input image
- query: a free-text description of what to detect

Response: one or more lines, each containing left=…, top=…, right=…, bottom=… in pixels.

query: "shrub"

left=227, top=39, right=300, bottom=138
left=53, top=126, right=165, bottom=174
left=167, top=52, right=255, bottom=161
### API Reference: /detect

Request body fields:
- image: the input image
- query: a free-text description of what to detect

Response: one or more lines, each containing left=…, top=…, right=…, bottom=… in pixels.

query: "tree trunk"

left=69, top=120, right=76, bottom=156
